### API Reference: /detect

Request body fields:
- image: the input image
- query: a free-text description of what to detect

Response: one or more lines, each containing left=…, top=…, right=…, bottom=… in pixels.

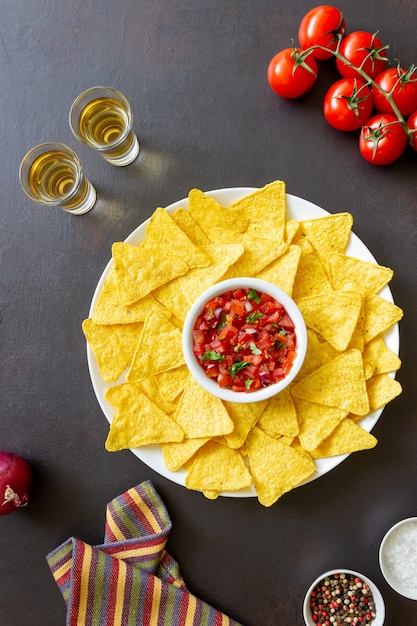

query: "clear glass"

left=19, top=143, right=96, bottom=215
left=69, top=87, right=139, bottom=166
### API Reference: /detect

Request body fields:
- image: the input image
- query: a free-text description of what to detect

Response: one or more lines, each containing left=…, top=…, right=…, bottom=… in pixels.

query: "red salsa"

left=192, top=287, right=297, bottom=393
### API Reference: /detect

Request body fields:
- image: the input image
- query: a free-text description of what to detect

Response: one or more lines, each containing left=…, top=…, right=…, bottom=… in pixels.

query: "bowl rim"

left=182, top=277, right=307, bottom=404
left=379, top=516, right=417, bottom=600
left=303, top=568, right=385, bottom=626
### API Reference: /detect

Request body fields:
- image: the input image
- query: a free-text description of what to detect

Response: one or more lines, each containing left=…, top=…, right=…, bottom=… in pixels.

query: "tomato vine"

left=267, top=6, right=417, bottom=165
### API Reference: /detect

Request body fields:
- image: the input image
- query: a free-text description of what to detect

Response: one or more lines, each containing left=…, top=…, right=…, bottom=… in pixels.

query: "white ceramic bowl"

left=303, top=568, right=385, bottom=626
left=379, top=517, right=417, bottom=600
left=182, top=277, right=307, bottom=403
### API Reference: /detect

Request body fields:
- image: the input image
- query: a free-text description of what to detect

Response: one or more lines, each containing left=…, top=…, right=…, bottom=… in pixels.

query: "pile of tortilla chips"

left=83, top=181, right=403, bottom=507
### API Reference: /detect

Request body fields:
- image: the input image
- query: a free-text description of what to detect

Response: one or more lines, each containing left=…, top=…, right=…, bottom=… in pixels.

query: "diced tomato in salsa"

left=192, top=287, right=297, bottom=393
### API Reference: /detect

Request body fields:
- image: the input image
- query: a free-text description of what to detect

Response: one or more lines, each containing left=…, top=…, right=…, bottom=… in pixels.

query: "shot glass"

left=19, top=143, right=96, bottom=215
left=69, top=87, right=140, bottom=166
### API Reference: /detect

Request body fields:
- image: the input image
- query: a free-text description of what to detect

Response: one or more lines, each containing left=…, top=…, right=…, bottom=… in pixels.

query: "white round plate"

left=87, top=188, right=399, bottom=497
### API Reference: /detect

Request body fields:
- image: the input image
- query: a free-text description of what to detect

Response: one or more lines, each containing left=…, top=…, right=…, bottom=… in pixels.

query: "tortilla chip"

left=255, top=244, right=301, bottom=296
left=156, top=365, right=189, bottom=402
left=143, top=207, right=209, bottom=269
left=179, top=243, right=244, bottom=304
left=172, top=206, right=210, bottom=246
left=328, top=253, right=394, bottom=294
left=188, top=188, right=248, bottom=235
left=127, top=313, right=184, bottom=382
left=105, top=379, right=178, bottom=415
left=293, top=396, right=348, bottom=451
left=285, top=219, right=300, bottom=244
left=362, top=337, right=402, bottom=375
left=363, top=292, right=403, bottom=344
left=222, top=234, right=287, bottom=279
left=173, top=376, right=234, bottom=438
left=222, top=400, right=268, bottom=449
left=291, top=349, right=370, bottom=416
left=92, top=265, right=170, bottom=325
left=256, top=387, right=299, bottom=438
left=105, top=384, right=184, bottom=451
left=82, top=318, right=142, bottom=383
left=230, top=180, right=287, bottom=242
left=292, top=239, right=333, bottom=300
left=365, top=374, right=402, bottom=412
left=296, top=329, right=339, bottom=380
left=185, top=441, right=252, bottom=493
left=152, top=276, right=192, bottom=323
left=112, top=242, right=189, bottom=305
left=161, top=437, right=209, bottom=471
left=294, top=212, right=353, bottom=267
left=296, top=290, right=362, bottom=352
left=246, top=427, right=316, bottom=507
left=310, top=418, right=377, bottom=458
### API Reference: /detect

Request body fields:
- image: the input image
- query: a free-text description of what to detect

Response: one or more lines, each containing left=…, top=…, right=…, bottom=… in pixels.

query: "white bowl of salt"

left=379, top=517, right=417, bottom=600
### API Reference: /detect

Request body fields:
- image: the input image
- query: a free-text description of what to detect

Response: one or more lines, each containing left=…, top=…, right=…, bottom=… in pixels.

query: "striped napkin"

left=46, top=480, right=243, bottom=625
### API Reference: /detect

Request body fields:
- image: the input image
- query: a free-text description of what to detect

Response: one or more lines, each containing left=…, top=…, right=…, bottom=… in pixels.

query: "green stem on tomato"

left=307, top=36, right=413, bottom=144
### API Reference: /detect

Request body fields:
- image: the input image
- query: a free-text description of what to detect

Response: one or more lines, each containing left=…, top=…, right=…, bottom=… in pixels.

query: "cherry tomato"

left=323, top=78, right=373, bottom=131
left=336, top=31, right=387, bottom=79
left=407, top=110, right=417, bottom=151
left=372, top=66, right=417, bottom=117
left=359, top=114, right=408, bottom=165
left=267, top=47, right=318, bottom=98
left=298, top=5, right=346, bottom=60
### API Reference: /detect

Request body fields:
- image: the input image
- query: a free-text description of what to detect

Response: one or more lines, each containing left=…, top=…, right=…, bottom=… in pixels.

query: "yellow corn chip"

left=230, top=180, right=287, bottom=242
left=179, top=243, right=244, bottom=304
left=292, top=239, right=333, bottom=300
left=328, top=253, right=394, bottom=294
left=363, top=337, right=402, bottom=375
left=152, top=276, right=192, bottom=323
left=222, top=400, right=268, bottom=449
left=188, top=188, right=248, bottom=235
left=172, top=206, right=211, bottom=246
left=112, top=242, right=189, bottom=305
left=105, top=384, right=125, bottom=407
left=185, top=441, right=252, bottom=493
left=255, top=244, right=301, bottom=296
left=365, top=374, right=402, bottom=412
left=222, top=234, right=287, bottom=279
left=285, top=219, right=300, bottom=244
left=296, top=290, right=362, bottom=352
left=293, top=396, right=348, bottom=451
left=82, top=318, right=142, bottom=383
left=143, top=207, right=209, bottom=269
left=161, top=437, right=209, bottom=471
left=291, top=349, right=370, bottom=416
left=156, top=365, right=189, bottom=402
left=296, top=329, right=339, bottom=380
left=105, top=380, right=178, bottom=415
left=127, top=313, right=184, bottom=382
left=246, top=427, right=316, bottom=507
left=295, top=212, right=353, bottom=267
left=174, top=376, right=234, bottom=438
left=256, top=387, right=299, bottom=438
left=363, top=292, right=403, bottom=344
left=310, top=418, right=377, bottom=459
left=105, top=384, right=184, bottom=451
left=92, top=265, right=170, bottom=325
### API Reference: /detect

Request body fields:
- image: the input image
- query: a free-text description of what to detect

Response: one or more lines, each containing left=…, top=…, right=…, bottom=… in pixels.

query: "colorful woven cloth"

left=47, top=481, right=243, bottom=625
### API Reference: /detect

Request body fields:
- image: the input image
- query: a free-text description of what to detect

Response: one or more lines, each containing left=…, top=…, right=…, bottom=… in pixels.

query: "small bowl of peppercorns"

left=303, top=569, right=385, bottom=626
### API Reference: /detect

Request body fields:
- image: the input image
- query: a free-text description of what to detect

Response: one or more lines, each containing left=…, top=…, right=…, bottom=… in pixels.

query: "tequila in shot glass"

left=19, top=143, right=96, bottom=215
left=69, top=87, right=139, bottom=166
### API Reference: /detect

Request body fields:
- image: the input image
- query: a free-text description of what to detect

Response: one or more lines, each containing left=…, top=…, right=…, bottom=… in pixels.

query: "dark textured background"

left=1, top=1, right=416, bottom=624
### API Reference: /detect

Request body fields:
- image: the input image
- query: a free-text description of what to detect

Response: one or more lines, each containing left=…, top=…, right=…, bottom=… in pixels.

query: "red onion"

left=0, top=451, right=34, bottom=515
